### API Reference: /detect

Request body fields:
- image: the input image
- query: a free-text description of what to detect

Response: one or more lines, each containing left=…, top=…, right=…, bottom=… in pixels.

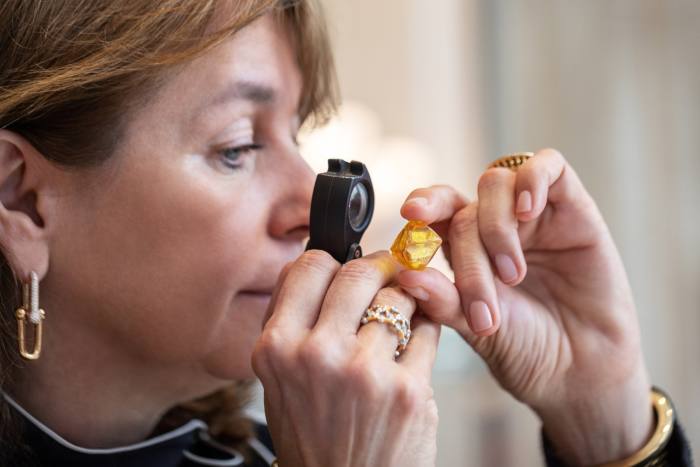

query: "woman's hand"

left=252, top=250, right=441, bottom=467
left=397, top=148, right=653, bottom=466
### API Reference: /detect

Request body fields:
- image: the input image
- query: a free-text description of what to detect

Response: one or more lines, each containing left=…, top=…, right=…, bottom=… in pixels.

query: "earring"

left=15, top=271, right=45, bottom=360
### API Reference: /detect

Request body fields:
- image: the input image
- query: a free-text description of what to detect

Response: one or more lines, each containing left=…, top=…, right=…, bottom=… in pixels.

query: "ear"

left=0, top=129, right=51, bottom=284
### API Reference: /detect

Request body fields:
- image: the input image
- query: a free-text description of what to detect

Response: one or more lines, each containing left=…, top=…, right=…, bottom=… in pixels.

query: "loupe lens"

left=348, top=182, right=369, bottom=230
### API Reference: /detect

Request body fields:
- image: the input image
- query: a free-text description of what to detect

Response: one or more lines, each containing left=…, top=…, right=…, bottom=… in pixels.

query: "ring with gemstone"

left=360, top=304, right=412, bottom=357
left=488, top=152, right=534, bottom=171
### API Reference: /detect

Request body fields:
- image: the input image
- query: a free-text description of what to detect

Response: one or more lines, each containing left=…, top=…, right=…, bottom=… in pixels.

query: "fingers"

left=315, top=251, right=403, bottom=336
left=357, top=286, right=416, bottom=356
left=265, top=249, right=341, bottom=338
left=398, top=315, right=441, bottom=382
left=477, top=167, right=526, bottom=285
left=262, top=261, right=294, bottom=328
left=400, top=185, right=469, bottom=225
left=397, top=267, right=470, bottom=336
left=446, top=202, right=501, bottom=336
left=514, top=148, right=590, bottom=222
left=262, top=250, right=404, bottom=380
left=457, top=149, right=584, bottom=296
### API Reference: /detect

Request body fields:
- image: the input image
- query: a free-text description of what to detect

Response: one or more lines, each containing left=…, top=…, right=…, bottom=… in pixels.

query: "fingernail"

left=404, top=197, right=428, bottom=208
left=495, top=254, right=518, bottom=283
left=516, top=190, right=532, bottom=214
left=469, top=301, right=493, bottom=332
left=401, top=286, right=430, bottom=302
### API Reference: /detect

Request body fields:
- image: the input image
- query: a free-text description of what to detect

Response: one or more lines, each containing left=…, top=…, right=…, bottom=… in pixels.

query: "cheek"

left=167, top=201, right=268, bottom=379
left=53, top=161, right=268, bottom=374
left=132, top=187, right=266, bottom=362
left=195, top=205, right=277, bottom=379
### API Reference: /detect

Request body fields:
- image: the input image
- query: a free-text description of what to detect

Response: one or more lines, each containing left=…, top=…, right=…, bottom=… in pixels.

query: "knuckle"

left=479, top=220, right=512, bottom=240
left=253, top=328, right=295, bottom=376
left=407, top=187, right=429, bottom=199
left=536, top=148, right=568, bottom=174
left=434, top=183, right=470, bottom=204
left=298, top=335, right=341, bottom=374
left=478, top=168, right=507, bottom=193
left=345, top=358, right=388, bottom=398
left=538, top=147, right=565, bottom=161
left=296, top=249, right=341, bottom=276
left=515, top=163, right=537, bottom=186
left=449, top=206, right=477, bottom=239
left=454, top=259, right=490, bottom=287
left=256, top=328, right=290, bottom=362
left=374, top=287, right=416, bottom=313
left=337, top=258, right=381, bottom=285
left=250, top=341, right=269, bottom=377
left=393, top=376, right=429, bottom=414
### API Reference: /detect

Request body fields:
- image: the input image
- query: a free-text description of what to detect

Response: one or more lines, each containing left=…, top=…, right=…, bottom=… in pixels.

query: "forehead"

left=154, top=14, right=302, bottom=120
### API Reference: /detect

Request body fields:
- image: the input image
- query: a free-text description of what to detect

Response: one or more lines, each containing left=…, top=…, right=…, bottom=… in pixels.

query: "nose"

left=267, top=152, right=314, bottom=242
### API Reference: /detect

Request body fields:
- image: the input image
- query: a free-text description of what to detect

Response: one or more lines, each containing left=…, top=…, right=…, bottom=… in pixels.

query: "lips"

left=237, top=290, right=275, bottom=325
left=239, top=290, right=273, bottom=298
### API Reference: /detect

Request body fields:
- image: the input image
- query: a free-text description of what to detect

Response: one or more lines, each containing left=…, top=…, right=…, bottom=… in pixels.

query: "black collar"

left=3, top=393, right=275, bottom=467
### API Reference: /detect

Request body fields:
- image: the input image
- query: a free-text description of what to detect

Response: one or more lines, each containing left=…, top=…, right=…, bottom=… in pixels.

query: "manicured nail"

left=401, top=285, right=430, bottom=302
left=404, top=197, right=428, bottom=208
left=469, top=301, right=493, bottom=332
left=516, top=190, right=532, bottom=214
left=495, top=254, right=518, bottom=283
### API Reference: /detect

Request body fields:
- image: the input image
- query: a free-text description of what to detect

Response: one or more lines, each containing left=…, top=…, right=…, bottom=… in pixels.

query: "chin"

left=199, top=294, right=270, bottom=381
left=201, top=335, right=259, bottom=381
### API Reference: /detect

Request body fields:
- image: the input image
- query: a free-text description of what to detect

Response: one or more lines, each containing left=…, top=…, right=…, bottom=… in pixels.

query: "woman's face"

left=46, top=14, right=313, bottom=390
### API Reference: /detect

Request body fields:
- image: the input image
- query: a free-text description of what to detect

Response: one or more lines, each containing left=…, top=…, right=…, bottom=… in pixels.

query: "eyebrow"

left=209, top=80, right=277, bottom=107
left=191, top=80, right=278, bottom=125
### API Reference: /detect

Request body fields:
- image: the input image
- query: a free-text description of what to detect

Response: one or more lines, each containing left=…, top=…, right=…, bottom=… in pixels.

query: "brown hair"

left=0, top=0, right=337, bottom=462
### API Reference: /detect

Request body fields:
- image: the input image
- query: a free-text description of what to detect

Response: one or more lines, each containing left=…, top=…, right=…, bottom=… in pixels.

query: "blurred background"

left=297, top=0, right=700, bottom=465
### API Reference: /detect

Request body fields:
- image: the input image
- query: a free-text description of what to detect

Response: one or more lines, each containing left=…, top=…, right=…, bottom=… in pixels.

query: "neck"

left=7, top=314, right=220, bottom=449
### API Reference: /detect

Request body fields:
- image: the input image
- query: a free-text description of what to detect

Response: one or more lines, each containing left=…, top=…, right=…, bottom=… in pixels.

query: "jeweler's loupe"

left=306, top=159, right=374, bottom=263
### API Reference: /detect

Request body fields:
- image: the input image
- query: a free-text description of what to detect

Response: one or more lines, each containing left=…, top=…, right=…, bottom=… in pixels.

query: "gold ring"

left=488, top=152, right=534, bottom=171
left=360, top=304, right=411, bottom=357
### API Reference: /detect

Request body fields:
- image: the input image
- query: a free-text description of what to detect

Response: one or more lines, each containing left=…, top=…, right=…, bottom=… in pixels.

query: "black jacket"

left=3, top=393, right=275, bottom=467
left=3, top=392, right=694, bottom=466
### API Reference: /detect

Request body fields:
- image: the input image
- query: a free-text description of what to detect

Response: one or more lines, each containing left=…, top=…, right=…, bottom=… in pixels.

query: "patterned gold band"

left=360, top=304, right=412, bottom=357
left=488, top=152, right=534, bottom=171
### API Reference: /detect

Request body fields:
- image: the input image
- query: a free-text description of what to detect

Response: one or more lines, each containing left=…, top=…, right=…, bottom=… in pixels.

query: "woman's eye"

left=219, top=144, right=262, bottom=169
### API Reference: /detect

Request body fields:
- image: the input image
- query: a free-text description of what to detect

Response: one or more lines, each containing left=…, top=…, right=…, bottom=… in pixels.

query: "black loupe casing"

left=306, top=159, right=374, bottom=263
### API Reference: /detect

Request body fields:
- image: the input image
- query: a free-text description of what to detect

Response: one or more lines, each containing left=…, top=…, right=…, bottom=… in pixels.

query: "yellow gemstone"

left=390, top=220, right=442, bottom=270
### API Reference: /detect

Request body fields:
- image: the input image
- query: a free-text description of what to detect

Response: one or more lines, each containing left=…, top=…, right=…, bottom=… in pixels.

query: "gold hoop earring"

left=15, top=271, right=45, bottom=360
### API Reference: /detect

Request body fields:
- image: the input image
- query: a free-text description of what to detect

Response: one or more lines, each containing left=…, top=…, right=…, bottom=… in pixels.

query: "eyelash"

left=219, top=144, right=263, bottom=169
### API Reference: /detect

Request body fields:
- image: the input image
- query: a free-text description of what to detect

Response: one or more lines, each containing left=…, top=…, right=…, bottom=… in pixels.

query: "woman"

left=0, top=0, right=692, bottom=466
